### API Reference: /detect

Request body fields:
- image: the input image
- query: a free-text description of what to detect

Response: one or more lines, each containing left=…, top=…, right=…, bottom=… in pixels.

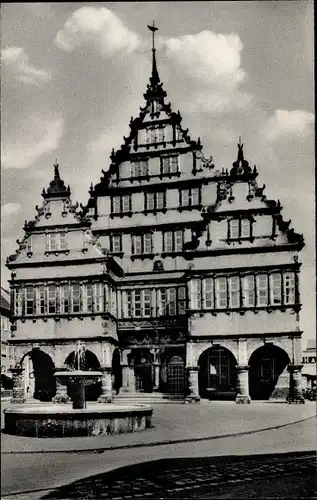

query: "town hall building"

left=6, top=26, right=305, bottom=405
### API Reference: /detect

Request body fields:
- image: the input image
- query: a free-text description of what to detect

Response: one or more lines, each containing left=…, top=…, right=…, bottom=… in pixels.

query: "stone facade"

left=6, top=32, right=305, bottom=404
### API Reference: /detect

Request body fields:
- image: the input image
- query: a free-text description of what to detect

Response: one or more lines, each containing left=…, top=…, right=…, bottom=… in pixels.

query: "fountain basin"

left=4, top=403, right=153, bottom=438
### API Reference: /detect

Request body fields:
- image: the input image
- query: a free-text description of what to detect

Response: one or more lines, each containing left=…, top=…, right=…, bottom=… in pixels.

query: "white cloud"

left=163, top=30, right=252, bottom=114
left=262, top=110, right=315, bottom=141
left=54, top=6, right=141, bottom=56
left=1, top=203, right=22, bottom=218
left=1, top=114, right=64, bottom=169
left=1, top=46, right=51, bottom=86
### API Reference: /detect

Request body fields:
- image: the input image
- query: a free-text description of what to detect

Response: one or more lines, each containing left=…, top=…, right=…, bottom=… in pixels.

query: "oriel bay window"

left=131, top=233, right=153, bottom=255
left=15, top=282, right=109, bottom=317
left=145, top=191, right=166, bottom=212
left=180, top=187, right=200, bottom=207
left=270, top=273, right=282, bottom=305
left=257, top=274, right=268, bottom=306
left=163, top=230, right=184, bottom=252
left=125, top=289, right=152, bottom=318
left=203, top=278, right=214, bottom=309
left=229, top=276, right=240, bottom=308
left=216, top=277, right=227, bottom=309
left=122, top=286, right=186, bottom=318
left=242, top=275, right=255, bottom=307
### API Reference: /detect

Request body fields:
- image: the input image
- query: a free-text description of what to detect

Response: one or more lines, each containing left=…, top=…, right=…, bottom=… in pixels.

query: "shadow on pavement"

left=41, top=451, right=316, bottom=499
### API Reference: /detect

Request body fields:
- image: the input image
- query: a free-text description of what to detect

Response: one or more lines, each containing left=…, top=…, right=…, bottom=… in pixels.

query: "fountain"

left=4, top=342, right=153, bottom=438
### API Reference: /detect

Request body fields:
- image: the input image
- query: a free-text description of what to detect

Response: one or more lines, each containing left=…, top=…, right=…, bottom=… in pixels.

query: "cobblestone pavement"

left=6, top=451, right=314, bottom=500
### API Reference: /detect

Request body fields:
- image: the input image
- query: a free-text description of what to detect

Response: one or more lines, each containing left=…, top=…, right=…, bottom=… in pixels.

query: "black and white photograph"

left=1, top=1, right=315, bottom=499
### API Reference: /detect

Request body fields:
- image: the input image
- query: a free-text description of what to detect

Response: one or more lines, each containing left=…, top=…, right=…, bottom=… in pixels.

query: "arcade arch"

left=20, top=349, right=56, bottom=402
left=198, top=346, right=237, bottom=400
left=248, top=344, right=290, bottom=400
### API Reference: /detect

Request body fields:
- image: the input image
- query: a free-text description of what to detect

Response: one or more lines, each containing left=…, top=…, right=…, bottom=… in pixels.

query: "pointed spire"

left=148, top=21, right=159, bottom=86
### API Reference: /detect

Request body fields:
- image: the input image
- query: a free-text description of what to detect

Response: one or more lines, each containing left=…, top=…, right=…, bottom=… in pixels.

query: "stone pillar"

left=97, top=367, right=113, bottom=403
left=52, top=369, right=70, bottom=404
left=235, top=365, right=251, bottom=404
left=287, top=364, right=305, bottom=404
left=153, top=362, right=160, bottom=392
left=127, top=364, right=136, bottom=392
left=10, top=367, right=26, bottom=404
left=185, top=366, right=200, bottom=403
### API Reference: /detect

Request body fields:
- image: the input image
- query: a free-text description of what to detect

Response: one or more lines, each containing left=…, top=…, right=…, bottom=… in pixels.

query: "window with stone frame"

left=146, top=126, right=165, bottom=144
left=60, top=284, right=70, bottom=314
left=178, top=286, right=187, bottom=314
left=111, top=194, right=132, bottom=214
left=14, top=288, right=23, bottom=316
left=145, top=191, right=166, bottom=211
left=161, top=155, right=179, bottom=174
left=257, top=274, right=268, bottom=306
left=284, top=272, right=295, bottom=305
left=25, top=286, right=35, bottom=315
left=83, top=283, right=93, bottom=313
left=131, top=158, right=149, bottom=178
left=190, top=278, right=202, bottom=309
left=71, top=283, right=81, bottom=313
left=163, top=229, right=184, bottom=252
left=180, top=187, right=200, bottom=207
left=143, top=289, right=152, bottom=317
left=228, top=218, right=252, bottom=240
left=110, top=234, right=122, bottom=253
left=123, top=289, right=152, bottom=318
left=94, top=283, right=104, bottom=312
left=158, top=288, right=177, bottom=316
left=242, top=275, right=255, bottom=307
left=131, top=233, right=153, bottom=255
left=216, top=277, right=227, bottom=309
left=229, top=276, right=240, bottom=308
left=270, top=272, right=282, bottom=305
left=47, top=285, right=57, bottom=314
left=46, top=231, right=68, bottom=251
left=202, top=278, right=214, bottom=309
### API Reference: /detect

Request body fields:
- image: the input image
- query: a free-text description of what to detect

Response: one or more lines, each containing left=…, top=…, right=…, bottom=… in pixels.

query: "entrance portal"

left=249, top=344, right=290, bottom=400
left=198, top=346, right=237, bottom=400
left=134, top=351, right=153, bottom=393
left=166, top=356, right=185, bottom=393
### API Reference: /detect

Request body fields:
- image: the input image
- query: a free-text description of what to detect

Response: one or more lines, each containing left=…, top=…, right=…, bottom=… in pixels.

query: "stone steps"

left=113, top=392, right=185, bottom=404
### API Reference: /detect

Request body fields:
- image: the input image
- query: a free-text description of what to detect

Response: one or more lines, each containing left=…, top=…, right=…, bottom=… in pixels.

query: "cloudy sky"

left=1, top=2, right=314, bottom=342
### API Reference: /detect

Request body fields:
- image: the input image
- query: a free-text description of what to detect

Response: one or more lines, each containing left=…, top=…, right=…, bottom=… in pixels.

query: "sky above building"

left=1, top=2, right=314, bottom=341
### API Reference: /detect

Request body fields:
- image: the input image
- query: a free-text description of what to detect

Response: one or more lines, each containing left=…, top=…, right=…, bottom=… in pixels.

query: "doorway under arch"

left=166, top=355, right=185, bottom=394
left=198, top=346, right=237, bottom=400
left=21, top=349, right=56, bottom=402
left=64, top=349, right=101, bottom=401
left=249, top=344, right=290, bottom=400
left=133, top=350, right=154, bottom=393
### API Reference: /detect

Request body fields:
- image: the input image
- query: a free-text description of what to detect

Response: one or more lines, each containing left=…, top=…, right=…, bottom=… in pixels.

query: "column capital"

left=287, top=364, right=303, bottom=373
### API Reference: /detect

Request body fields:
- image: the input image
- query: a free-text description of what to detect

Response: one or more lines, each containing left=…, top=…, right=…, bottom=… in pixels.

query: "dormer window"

left=161, top=155, right=179, bottom=174
left=228, top=218, right=252, bottom=241
left=131, top=159, right=149, bottom=178
left=46, top=232, right=68, bottom=251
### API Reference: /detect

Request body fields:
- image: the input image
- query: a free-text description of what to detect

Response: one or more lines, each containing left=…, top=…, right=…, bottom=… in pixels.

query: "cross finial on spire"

left=53, top=159, right=60, bottom=179
left=147, top=21, right=159, bottom=84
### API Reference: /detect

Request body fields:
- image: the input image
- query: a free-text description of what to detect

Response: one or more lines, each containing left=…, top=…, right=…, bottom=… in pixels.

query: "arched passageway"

left=198, top=346, right=237, bottom=400
left=249, top=344, right=290, bottom=400
left=64, top=349, right=101, bottom=401
left=21, top=349, right=56, bottom=402
left=112, top=348, right=122, bottom=395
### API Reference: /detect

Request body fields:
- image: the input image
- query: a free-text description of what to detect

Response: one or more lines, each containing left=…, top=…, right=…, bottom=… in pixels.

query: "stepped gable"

left=89, top=22, right=209, bottom=199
